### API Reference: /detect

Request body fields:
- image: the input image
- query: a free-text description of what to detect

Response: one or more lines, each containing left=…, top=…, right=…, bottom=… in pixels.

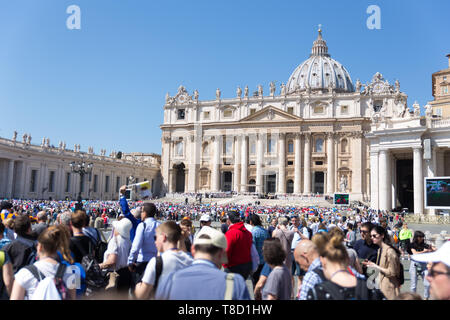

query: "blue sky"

left=0, top=0, right=449, bottom=155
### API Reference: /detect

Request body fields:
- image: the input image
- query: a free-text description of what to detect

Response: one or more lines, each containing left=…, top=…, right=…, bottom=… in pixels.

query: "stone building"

left=430, top=54, right=450, bottom=118
left=160, top=29, right=410, bottom=202
left=0, top=134, right=161, bottom=200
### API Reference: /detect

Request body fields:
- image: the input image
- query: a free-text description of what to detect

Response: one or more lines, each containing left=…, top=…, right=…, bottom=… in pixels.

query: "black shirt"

left=70, top=235, right=92, bottom=263
left=353, top=239, right=379, bottom=262
left=407, top=241, right=430, bottom=255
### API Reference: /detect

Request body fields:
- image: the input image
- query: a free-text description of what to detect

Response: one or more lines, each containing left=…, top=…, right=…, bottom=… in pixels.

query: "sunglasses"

left=428, top=268, right=450, bottom=278
left=370, top=234, right=380, bottom=239
left=360, top=230, right=369, bottom=234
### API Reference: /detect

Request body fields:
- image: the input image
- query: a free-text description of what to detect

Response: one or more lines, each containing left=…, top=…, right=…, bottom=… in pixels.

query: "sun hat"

left=112, top=218, right=132, bottom=240
left=411, top=241, right=450, bottom=267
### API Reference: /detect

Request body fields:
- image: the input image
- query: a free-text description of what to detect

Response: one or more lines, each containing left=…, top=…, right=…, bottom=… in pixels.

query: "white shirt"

left=14, top=260, right=74, bottom=300
left=141, top=250, right=193, bottom=286
left=103, top=235, right=132, bottom=271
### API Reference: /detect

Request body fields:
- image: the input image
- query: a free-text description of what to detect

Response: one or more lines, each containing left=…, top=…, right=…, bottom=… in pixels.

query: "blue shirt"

left=299, top=257, right=323, bottom=300
left=252, top=226, right=268, bottom=265
left=127, top=217, right=159, bottom=264
left=155, top=259, right=250, bottom=300
left=119, top=196, right=142, bottom=242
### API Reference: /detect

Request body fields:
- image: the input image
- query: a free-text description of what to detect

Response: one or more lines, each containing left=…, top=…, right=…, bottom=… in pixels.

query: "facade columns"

left=211, top=135, right=221, bottom=192
left=379, top=149, right=391, bottom=211
left=413, top=147, right=424, bottom=215
left=278, top=133, right=286, bottom=194
left=256, top=133, right=264, bottom=193
left=187, top=135, right=199, bottom=193
left=326, top=133, right=335, bottom=195
left=352, top=133, right=364, bottom=199
left=294, top=133, right=302, bottom=194
left=370, top=151, right=379, bottom=209
left=6, top=160, right=15, bottom=199
left=233, top=135, right=241, bottom=192
left=303, top=133, right=311, bottom=194
left=240, top=135, right=248, bottom=192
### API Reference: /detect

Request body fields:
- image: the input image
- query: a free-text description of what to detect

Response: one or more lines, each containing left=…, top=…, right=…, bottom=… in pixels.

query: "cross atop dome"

left=311, top=25, right=329, bottom=57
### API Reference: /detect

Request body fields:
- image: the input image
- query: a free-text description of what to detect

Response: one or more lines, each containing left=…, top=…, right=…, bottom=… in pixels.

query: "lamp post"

left=70, top=161, right=93, bottom=210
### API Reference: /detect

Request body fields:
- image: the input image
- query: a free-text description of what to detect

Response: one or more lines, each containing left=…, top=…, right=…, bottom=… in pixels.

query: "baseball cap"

left=194, top=226, right=228, bottom=264
left=194, top=226, right=227, bottom=250
left=199, top=214, right=211, bottom=222
left=411, top=241, right=450, bottom=267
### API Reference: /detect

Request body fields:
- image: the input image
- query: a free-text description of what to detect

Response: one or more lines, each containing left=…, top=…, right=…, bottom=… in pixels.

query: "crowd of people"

left=0, top=191, right=449, bottom=301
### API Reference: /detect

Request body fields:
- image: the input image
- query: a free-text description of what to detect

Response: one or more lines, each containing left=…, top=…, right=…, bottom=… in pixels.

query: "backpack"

left=14, top=237, right=38, bottom=269
left=72, top=239, right=107, bottom=295
left=24, top=263, right=68, bottom=300
left=85, top=229, right=108, bottom=263
left=310, top=278, right=384, bottom=300
left=149, top=255, right=164, bottom=297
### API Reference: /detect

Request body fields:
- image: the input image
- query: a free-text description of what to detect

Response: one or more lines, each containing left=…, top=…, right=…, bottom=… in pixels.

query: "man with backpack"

left=3, top=215, right=38, bottom=273
left=128, top=203, right=160, bottom=285
left=134, top=221, right=193, bottom=299
left=155, top=226, right=250, bottom=300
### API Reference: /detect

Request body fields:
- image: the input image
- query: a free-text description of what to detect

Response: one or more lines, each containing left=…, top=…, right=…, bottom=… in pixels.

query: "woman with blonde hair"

left=10, top=225, right=76, bottom=300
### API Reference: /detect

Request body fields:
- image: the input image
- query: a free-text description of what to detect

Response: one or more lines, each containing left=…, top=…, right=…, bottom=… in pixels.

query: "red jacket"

left=223, top=222, right=252, bottom=269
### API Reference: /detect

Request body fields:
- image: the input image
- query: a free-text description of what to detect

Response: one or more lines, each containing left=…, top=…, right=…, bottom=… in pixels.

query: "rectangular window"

left=225, top=139, right=233, bottom=155
left=30, top=170, right=37, bottom=192
left=116, top=176, right=121, bottom=192
left=250, top=142, right=256, bottom=155
left=224, top=110, right=233, bottom=118
left=267, top=137, right=276, bottom=154
left=287, top=161, right=294, bottom=166
left=105, top=176, right=110, bottom=193
left=65, top=172, right=71, bottom=193
left=287, top=107, right=294, bottom=115
left=49, top=171, right=55, bottom=193
left=341, top=105, right=348, bottom=114
left=288, top=142, right=294, bottom=153
left=203, top=111, right=210, bottom=120
left=94, top=174, right=98, bottom=192
left=250, top=108, right=256, bottom=115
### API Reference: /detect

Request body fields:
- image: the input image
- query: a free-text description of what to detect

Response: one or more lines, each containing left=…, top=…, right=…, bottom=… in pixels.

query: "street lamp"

left=70, top=161, right=93, bottom=210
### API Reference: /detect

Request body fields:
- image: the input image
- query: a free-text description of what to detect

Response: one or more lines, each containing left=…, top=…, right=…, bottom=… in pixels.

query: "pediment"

left=240, top=106, right=301, bottom=123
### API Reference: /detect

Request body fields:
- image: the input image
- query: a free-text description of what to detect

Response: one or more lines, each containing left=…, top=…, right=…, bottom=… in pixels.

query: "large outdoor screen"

left=334, top=193, right=349, bottom=205
left=425, top=177, right=450, bottom=209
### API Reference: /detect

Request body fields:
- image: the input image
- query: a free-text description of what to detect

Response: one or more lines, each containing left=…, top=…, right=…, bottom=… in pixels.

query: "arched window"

left=341, top=139, right=348, bottom=153
left=286, top=180, right=294, bottom=194
left=315, top=138, right=324, bottom=153
left=248, top=179, right=256, bottom=193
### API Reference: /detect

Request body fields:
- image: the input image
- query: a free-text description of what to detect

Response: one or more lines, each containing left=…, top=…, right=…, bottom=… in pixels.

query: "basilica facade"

left=160, top=29, right=411, bottom=203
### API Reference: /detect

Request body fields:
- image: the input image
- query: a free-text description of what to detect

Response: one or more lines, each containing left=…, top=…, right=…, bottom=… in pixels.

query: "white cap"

left=193, top=226, right=228, bottom=264
left=411, top=241, right=450, bottom=267
left=199, top=214, right=211, bottom=222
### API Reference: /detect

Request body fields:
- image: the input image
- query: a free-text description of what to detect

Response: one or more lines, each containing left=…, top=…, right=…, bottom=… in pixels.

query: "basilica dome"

left=286, top=28, right=354, bottom=94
